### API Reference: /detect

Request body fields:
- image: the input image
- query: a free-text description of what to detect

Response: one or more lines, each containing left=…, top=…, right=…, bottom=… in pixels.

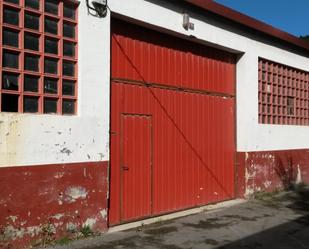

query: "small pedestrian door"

left=121, top=114, right=152, bottom=221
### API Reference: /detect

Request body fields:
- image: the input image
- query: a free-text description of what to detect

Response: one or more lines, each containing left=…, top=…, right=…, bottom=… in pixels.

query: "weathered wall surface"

left=237, top=150, right=309, bottom=197
left=0, top=1, right=110, bottom=248
left=0, top=162, right=108, bottom=248
left=0, top=1, right=110, bottom=167
left=0, top=3, right=111, bottom=247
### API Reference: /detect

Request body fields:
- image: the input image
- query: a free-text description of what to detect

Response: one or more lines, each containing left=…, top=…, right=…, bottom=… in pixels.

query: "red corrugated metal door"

left=109, top=18, right=236, bottom=225
left=121, top=114, right=152, bottom=221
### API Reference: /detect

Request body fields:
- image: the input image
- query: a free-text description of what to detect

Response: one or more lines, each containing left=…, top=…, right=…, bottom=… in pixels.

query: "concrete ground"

left=49, top=187, right=309, bottom=249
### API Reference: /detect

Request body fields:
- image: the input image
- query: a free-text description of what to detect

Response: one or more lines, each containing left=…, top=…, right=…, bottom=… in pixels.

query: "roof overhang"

left=184, top=0, right=309, bottom=54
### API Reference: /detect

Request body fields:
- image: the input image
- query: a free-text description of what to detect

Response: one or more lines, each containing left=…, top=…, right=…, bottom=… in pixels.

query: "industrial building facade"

left=0, top=0, right=308, bottom=247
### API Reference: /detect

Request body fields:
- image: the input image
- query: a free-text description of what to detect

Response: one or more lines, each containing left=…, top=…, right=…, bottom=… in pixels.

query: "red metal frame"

left=259, top=58, right=309, bottom=125
left=0, top=0, right=78, bottom=114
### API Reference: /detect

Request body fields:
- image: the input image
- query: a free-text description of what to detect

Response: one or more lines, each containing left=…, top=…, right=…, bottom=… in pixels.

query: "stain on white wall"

left=0, top=2, right=111, bottom=167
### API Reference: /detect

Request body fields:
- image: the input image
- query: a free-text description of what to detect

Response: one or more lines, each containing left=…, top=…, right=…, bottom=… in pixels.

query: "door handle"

left=122, top=166, right=129, bottom=171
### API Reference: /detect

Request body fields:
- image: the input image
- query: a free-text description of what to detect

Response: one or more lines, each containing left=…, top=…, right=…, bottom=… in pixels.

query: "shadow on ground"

left=49, top=186, right=309, bottom=249
left=98, top=187, right=309, bottom=249
left=217, top=187, right=309, bottom=249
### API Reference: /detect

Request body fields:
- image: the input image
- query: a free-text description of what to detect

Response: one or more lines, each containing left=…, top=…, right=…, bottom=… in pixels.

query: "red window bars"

left=259, top=58, right=309, bottom=125
left=0, top=0, right=78, bottom=114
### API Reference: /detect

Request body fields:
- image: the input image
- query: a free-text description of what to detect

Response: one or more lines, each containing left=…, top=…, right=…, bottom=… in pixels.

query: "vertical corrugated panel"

left=109, top=19, right=236, bottom=225
left=111, top=19, right=235, bottom=95
left=121, top=115, right=152, bottom=221
left=110, top=83, right=235, bottom=224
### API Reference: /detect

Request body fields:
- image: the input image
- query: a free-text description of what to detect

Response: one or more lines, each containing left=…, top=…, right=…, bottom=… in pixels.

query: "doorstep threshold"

left=108, top=198, right=246, bottom=233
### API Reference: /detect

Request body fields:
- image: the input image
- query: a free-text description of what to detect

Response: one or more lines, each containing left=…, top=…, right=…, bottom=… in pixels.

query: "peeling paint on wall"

left=296, top=165, right=302, bottom=184
left=64, top=186, right=88, bottom=203
left=100, top=209, right=107, bottom=220
left=238, top=149, right=309, bottom=197
left=0, top=162, right=109, bottom=248
left=7, top=216, right=18, bottom=223
left=83, top=218, right=97, bottom=229
left=54, top=172, right=65, bottom=179
left=52, top=214, right=64, bottom=220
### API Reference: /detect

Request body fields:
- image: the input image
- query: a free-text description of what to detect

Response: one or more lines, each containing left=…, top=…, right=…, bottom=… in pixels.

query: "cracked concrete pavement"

left=48, top=187, right=309, bottom=249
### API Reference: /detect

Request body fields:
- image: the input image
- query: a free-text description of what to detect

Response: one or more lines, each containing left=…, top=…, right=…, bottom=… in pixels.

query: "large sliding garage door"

left=109, top=19, right=236, bottom=225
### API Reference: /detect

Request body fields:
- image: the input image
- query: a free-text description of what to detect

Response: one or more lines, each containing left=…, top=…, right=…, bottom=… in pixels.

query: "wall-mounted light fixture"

left=183, top=13, right=194, bottom=30
left=86, top=0, right=108, bottom=18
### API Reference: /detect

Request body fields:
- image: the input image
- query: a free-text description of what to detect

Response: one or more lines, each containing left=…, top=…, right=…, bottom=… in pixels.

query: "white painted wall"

left=0, top=2, right=111, bottom=167
left=1, top=0, right=309, bottom=168
left=110, top=0, right=309, bottom=152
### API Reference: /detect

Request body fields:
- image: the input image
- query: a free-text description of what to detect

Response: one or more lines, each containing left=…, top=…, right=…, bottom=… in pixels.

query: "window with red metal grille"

left=259, top=58, right=309, bottom=125
left=0, top=0, right=78, bottom=114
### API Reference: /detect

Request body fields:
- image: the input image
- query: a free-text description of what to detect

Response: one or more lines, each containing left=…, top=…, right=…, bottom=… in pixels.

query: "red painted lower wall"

left=237, top=149, right=309, bottom=197
left=3, top=150, right=309, bottom=247
left=236, top=152, right=246, bottom=198
left=0, top=161, right=108, bottom=249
